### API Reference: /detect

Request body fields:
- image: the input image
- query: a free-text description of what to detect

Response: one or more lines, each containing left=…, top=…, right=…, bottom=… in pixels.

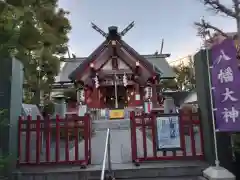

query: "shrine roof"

left=55, top=58, right=85, bottom=82
left=21, top=104, right=43, bottom=120
left=56, top=54, right=175, bottom=82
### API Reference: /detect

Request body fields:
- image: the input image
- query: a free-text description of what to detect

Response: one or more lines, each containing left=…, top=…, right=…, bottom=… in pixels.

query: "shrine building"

left=52, top=23, right=176, bottom=118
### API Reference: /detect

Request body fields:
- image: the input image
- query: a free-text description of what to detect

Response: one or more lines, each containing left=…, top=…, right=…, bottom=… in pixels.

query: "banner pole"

left=114, top=73, right=118, bottom=109
left=205, top=42, right=220, bottom=167
left=201, top=17, right=235, bottom=180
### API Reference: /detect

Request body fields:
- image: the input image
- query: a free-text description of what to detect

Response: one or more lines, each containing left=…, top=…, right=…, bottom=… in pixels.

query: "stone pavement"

left=16, top=160, right=207, bottom=180
left=89, top=119, right=201, bottom=164
left=91, top=119, right=152, bottom=164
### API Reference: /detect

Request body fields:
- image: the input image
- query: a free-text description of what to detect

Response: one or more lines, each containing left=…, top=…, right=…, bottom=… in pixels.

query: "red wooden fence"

left=130, top=110, right=204, bottom=164
left=17, top=114, right=91, bottom=167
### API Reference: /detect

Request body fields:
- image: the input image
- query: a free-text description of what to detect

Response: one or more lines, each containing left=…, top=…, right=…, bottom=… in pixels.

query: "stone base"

left=203, top=166, right=235, bottom=180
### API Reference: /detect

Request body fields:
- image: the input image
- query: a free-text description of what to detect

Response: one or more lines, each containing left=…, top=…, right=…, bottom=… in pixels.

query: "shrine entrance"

left=105, top=86, right=128, bottom=109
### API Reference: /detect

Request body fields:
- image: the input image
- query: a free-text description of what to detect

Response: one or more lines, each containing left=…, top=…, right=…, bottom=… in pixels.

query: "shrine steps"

left=13, top=160, right=208, bottom=180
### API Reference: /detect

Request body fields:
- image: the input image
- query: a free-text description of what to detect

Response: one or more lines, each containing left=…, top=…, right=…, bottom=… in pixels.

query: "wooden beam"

left=107, top=40, right=118, bottom=69
left=81, top=48, right=111, bottom=80
left=100, top=80, right=135, bottom=86
left=70, top=40, right=109, bottom=80
left=119, top=40, right=156, bottom=75
left=116, top=47, right=152, bottom=83
left=115, top=43, right=136, bottom=71
left=98, top=69, right=132, bottom=76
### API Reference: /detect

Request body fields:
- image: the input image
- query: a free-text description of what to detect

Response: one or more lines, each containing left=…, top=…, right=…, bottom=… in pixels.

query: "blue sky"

left=58, top=0, right=236, bottom=62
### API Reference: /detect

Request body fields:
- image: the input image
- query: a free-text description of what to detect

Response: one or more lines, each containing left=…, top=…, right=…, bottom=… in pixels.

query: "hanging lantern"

left=145, top=86, right=152, bottom=100
left=123, top=73, right=128, bottom=87
left=94, top=75, right=99, bottom=88
left=149, top=87, right=152, bottom=98
left=80, top=89, right=85, bottom=101
left=144, top=87, right=148, bottom=99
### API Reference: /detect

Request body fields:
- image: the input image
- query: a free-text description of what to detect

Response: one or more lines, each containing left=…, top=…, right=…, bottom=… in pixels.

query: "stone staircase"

left=14, top=160, right=208, bottom=180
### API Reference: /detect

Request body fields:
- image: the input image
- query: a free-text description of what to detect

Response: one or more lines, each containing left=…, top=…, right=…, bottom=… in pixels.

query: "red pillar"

left=92, top=87, right=101, bottom=108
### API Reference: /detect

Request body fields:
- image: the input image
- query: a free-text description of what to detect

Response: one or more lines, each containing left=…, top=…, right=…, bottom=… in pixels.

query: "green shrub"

left=43, top=101, right=55, bottom=115
left=232, top=133, right=240, bottom=154
left=0, top=109, right=9, bottom=177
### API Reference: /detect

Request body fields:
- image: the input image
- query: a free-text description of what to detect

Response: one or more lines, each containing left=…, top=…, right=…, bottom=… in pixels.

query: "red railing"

left=130, top=110, right=204, bottom=164
left=17, top=114, right=91, bottom=167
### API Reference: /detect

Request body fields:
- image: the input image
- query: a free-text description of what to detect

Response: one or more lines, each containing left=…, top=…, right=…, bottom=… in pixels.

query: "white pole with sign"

left=201, top=17, right=235, bottom=180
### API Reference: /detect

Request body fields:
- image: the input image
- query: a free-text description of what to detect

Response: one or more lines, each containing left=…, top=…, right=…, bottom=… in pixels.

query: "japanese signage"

left=109, top=109, right=125, bottom=119
left=156, top=116, right=181, bottom=150
left=210, top=38, right=240, bottom=132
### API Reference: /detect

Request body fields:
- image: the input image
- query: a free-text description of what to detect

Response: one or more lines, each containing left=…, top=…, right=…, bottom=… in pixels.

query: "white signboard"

left=156, top=116, right=181, bottom=150
left=135, top=94, right=140, bottom=100
left=78, top=105, right=87, bottom=117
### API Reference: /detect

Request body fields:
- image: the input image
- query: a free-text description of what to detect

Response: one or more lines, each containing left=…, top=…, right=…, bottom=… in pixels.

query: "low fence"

left=130, top=110, right=204, bottom=163
left=17, top=114, right=91, bottom=166
left=17, top=110, right=205, bottom=166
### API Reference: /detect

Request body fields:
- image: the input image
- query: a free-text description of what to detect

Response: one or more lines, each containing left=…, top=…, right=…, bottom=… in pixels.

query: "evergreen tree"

left=0, top=0, right=72, bottom=104
left=0, top=0, right=72, bottom=175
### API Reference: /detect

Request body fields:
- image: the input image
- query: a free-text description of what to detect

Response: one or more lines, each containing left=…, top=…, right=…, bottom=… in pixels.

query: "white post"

left=205, top=40, right=220, bottom=168
left=201, top=19, right=235, bottom=179
left=114, top=73, right=118, bottom=108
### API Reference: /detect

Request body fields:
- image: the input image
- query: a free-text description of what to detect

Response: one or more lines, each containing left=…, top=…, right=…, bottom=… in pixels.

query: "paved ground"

left=91, top=119, right=154, bottom=164
left=19, top=119, right=202, bottom=164
left=16, top=160, right=207, bottom=180
left=18, top=160, right=207, bottom=172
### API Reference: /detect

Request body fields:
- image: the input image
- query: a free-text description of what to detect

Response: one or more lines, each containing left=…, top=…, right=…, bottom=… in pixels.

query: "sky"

left=58, top=0, right=236, bottom=62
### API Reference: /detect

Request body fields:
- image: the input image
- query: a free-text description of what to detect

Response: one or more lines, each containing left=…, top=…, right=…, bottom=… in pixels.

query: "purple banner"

left=210, top=38, right=240, bottom=132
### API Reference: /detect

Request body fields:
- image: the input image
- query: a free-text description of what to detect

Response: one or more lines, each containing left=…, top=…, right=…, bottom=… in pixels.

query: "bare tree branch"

left=201, top=0, right=236, bottom=18
left=232, top=0, right=240, bottom=7
left=196, top=0, right=240, bottom=68
left=194, top=20, right=229, bottom=38
left=233, top=0, right=240, bottom=19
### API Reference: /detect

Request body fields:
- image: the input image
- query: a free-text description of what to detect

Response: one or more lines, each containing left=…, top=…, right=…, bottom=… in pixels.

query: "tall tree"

left=173, top=65, right=196, bottom=91
left=0, top=0, right=71, bottom=104
left=161, top=64, right=196, bottom=91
